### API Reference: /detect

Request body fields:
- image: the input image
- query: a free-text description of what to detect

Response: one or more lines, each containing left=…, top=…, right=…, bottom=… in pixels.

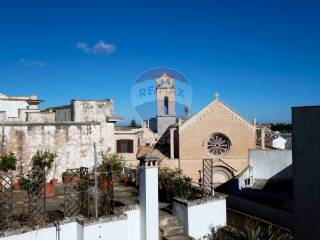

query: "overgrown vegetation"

left=158, top=167, right=196, bottom=201
left=202, top=221, right=293, bottom=240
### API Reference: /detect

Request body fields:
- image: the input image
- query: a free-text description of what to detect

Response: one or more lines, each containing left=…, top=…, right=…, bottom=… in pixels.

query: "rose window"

left=207, top=133, right=231, bottom=155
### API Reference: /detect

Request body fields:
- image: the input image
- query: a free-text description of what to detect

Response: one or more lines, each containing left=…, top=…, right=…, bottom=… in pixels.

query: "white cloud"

left=19, top=59, right=46, bottom=67
left=75, top=40, right=116, bottom=55
left=75, top=42, right=90, bottom=53
left=92, top=40, right=116, bottom=55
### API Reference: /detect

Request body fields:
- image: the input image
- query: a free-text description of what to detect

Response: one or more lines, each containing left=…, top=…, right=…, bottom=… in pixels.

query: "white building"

left=265, top=135, right=287, bottom=150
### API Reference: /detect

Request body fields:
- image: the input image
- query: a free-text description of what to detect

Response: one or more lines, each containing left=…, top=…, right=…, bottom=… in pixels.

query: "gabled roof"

left=179, top=98, right=255, bottom=133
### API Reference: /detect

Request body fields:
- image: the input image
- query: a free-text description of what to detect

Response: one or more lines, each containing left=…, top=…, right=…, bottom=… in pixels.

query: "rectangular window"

left=116, top=139, right=134, bottom=153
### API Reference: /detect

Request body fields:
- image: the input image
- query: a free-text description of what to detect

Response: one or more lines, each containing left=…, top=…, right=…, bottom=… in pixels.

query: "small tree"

left=20, top=150, right=57, bottom=192
left=99, top=147, right=124, bottom=172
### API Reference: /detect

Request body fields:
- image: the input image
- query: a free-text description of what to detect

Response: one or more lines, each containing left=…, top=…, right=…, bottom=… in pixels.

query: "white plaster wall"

left=0, top=209, right=140, bottom=240
left=83, top=209, right=140, bottom=240
left=83, top=218, right=128, bottom=240
left=188, top=199, right=226, bottom=238
left=0, top=222, right=80, bottom=240
left=0, top=100, right=29, bottom=118
left=173, top=198, right=227, bottom=239
left=249, top=149, right=292, bottom=180
left=140, top=167, right=159, bottom=240
left=125, top=208, right=140, bottom=240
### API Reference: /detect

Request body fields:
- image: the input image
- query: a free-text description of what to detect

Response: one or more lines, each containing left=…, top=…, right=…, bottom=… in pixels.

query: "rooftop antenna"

left=184, top=105, right=191, bottom=119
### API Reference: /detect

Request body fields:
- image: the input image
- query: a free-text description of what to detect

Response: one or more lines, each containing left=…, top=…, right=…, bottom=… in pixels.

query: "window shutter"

left=116, top=140, right=121, bottom=153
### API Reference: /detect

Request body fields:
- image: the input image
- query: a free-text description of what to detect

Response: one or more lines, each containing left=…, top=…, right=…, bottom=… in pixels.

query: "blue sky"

left=0, top=0, right=319, bottom=124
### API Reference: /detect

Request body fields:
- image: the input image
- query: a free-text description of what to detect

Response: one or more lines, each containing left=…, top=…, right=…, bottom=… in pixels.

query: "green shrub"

left=0, top=152, right=17, bottom=172
left=99, top=147, right=124, bottom=172
left=159, top=167, right=195, bottom=200
left=31, top=150, right=57, bottom=170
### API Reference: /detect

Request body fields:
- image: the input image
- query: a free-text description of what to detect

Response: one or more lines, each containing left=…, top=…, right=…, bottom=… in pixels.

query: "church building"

left=151, top=73, right=257, bottom=185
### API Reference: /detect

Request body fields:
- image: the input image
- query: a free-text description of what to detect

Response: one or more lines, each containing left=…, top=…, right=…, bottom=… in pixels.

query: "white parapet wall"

left=0, top=208, right=140, bottom=240
left=0, top=221, right=81, bottom=240
left=173, top=195, right=227, bottom=239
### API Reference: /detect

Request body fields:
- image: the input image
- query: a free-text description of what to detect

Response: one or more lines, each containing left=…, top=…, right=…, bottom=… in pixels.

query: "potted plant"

left=62, top=171, right=74, bottom=184
left=30, top=150, right=57, bottom=198
left=97, top=147, right=123, bottom=190
left=0, top=152, right=17, bottom=172
left=0, top=152, right=17, bottom=190
left=50, top=160, right=59, bottom=186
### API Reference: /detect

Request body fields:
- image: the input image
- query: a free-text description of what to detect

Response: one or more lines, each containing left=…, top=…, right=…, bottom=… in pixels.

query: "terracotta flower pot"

left=50, top=178, right=58, bottom=186
left=62, top=175, right=72, bottom=184
left=122, top=175, right=129, bottom=184
left=12, top=179, right=22, bottom=190
left=41, top=183, right=55, bottom=198
left=98, top=179, right=113, bottom=191
left=98, top=179, right=107, bottom=190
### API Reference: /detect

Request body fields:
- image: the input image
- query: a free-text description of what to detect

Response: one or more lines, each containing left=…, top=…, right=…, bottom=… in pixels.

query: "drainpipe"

left=261, top=128, right=265, bottom=149
left=170, top=128, right=175, bottom=159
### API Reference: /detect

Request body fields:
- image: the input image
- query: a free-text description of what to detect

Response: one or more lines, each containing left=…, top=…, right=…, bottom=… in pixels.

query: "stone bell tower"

left=156, top=73, right=176, bottom=137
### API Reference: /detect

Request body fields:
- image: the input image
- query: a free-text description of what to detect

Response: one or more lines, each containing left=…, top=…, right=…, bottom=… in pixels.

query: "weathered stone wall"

left=73, top=100, right=114, bottom=122
left=0, top=121, right=115, bottom=179
left=27, top=112, right=56, bottom=123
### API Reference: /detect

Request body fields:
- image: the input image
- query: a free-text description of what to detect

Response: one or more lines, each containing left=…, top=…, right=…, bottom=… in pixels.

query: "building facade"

left=170, top=98, right=257, bottom=184
left=0, top=93, right=120, bottom=178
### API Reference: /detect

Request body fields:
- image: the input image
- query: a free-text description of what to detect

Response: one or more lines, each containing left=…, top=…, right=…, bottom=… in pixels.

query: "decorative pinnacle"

left=214, top=92, right=220, bottom=99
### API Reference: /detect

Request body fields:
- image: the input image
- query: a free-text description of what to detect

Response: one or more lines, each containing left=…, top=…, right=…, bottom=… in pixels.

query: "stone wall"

left=0, top=121, right=115, bottom=178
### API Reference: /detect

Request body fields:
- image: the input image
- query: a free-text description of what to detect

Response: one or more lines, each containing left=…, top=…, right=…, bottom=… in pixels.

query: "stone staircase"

left=159, top=205, right=191, bottom=240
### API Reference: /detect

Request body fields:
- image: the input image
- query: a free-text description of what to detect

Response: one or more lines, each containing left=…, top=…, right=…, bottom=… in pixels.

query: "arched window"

left=164, top=96, right=169, bottom=115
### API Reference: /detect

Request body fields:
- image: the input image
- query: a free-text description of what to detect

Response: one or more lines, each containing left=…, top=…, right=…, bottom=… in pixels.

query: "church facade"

left=173, top=99, right=256, bottom=184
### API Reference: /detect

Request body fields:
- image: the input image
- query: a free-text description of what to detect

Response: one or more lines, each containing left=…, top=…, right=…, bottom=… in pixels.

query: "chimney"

left=138, top=153, right=159, bottom=240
